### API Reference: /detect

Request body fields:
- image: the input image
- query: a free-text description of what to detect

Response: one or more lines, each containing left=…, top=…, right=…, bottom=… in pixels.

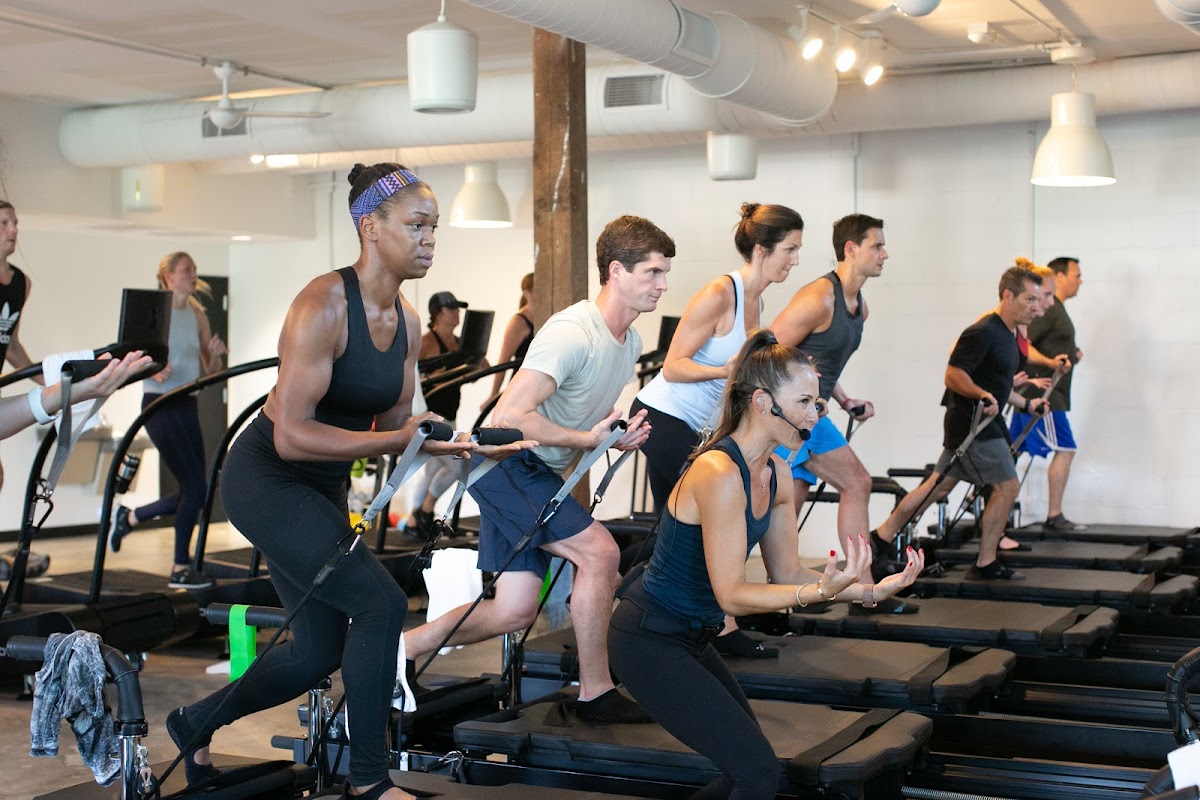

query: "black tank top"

left=514, top=312, right=535, bottom=359
left=800, top=272, right=864, bottom=400
left=0, top=265, right=28, bottom=365
left=314, top=267, right=408, bottom=431
left=424, top=330, right=462, bottom=421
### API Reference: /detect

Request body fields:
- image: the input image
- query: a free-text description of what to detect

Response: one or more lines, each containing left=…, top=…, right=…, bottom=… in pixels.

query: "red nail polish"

left=830, top=550, right=836, bottom=557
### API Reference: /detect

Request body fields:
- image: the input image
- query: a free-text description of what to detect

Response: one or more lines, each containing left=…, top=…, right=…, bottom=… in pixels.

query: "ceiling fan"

left=853, top=0, right=942, bottom=27
left=204, top=61, right=330, bottom=130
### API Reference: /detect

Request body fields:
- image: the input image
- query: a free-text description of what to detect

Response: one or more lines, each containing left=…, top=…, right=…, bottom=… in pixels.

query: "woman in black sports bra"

left=167, top=163, right=528, bottom=800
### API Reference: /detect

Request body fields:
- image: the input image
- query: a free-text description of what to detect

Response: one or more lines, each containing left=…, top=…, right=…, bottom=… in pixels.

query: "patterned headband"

left=350, top=169, right=425, bottom=229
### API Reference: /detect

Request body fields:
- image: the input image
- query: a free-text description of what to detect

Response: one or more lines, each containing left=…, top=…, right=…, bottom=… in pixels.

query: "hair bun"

left=347, top=163, right=369, bottom=186
left=740, top=202, right=760, bottom=220
left=1014, top=256, right=1035, bottom=269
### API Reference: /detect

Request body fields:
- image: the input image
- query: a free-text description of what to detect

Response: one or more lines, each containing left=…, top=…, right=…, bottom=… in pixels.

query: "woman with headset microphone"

left=610, top=330, right=923, bottom=800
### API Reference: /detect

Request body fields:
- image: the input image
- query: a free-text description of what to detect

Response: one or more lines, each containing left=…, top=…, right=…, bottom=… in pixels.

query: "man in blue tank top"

left=770, top=214, right=911, bottom=611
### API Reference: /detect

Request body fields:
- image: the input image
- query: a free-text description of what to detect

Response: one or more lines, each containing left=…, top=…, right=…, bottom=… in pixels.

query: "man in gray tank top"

left=771, top=214, right=913, bottom=614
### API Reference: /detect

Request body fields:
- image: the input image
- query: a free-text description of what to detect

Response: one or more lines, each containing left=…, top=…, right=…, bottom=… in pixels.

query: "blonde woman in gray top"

left=110, top=252, right=227, bottom=589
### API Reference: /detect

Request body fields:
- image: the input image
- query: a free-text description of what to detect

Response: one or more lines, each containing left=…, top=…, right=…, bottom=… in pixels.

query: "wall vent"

left=201, top=116, right=247, bottom=137
left=603, top=74, right=666, bottom=108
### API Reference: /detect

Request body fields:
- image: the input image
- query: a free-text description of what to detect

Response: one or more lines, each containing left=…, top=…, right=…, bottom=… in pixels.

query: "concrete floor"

left=0, top=522, right=507, bottom=800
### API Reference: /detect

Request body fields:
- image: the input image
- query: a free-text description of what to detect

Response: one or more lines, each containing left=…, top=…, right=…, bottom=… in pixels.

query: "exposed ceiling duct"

left=458, top=0, right=837, bottom=126
left=59, top=67, right=781, bottom=167
left=1155, top=0, right=1200, bottom=36
left=58, top=50, right=1200, bottom=170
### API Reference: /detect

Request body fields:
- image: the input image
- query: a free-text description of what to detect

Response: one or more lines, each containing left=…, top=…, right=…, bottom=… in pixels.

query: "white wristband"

left=27, top=386, right=55, bottom=425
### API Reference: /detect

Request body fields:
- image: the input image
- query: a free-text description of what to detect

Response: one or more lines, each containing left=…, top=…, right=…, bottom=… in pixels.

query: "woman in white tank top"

left=630, top=202, right=805, bottom=658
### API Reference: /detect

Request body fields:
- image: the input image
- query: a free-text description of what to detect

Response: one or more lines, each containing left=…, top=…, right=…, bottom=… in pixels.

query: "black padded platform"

left=37, top=756, right=312, bottom=799
left=521, top=626, right=1011, bottom=710
left=374, top=771, right=646, bottom=799
left=911, top=565, right=1198, bottom=612
left=788, top=597, right=1119, bottom=657
left=21, top=568, right=280, bottom=607
left=934, top=541, right=1183, bottom=574
left=454, top=689, right=931, bottom=797
left=1008, top=522, right=1200, bottom=548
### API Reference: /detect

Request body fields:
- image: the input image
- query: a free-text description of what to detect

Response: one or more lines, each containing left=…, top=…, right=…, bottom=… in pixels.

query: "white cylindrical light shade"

left=894, top=0, right=942, bottom=16
left=121, top=165, right=165, bottom=211
left=1031, top=92, right=1116, bottom=187
left=707, top=133, right=758, bottom=180
left=407, top=18, right=479, bottom=113
left=449, top=162, right=513, bottom=228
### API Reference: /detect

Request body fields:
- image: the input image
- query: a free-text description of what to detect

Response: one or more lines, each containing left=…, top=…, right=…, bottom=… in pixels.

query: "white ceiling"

left=0, top=0, right=1195, bottom=107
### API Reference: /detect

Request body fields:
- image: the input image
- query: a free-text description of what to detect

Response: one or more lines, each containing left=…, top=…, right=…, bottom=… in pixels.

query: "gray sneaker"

left=1044, top=514, right=1087, bottom=532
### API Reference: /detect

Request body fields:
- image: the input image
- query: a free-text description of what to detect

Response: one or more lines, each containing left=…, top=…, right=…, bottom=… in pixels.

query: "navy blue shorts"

left=773, top=415, right=849, bottom=485
left=469, top=450, right=594, bottom=575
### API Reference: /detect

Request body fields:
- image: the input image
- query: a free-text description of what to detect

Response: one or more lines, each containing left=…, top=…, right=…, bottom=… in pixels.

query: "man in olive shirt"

left=1009, top=256, right=1084, bottom=530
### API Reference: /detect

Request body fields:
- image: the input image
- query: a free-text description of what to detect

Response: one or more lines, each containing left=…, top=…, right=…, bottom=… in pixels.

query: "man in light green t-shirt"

left=404, top=215, right=675, bottom=724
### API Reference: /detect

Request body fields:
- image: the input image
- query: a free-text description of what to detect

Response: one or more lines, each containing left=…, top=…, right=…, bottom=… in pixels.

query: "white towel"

left=425, top=548, right=483, bottom=636
left=41, top=350, right=103, bottom=437
left=392, top=634, right=417, bottom=713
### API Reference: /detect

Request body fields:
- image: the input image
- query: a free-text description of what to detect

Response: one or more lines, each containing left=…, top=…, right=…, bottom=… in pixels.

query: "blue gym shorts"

left=469, top=450, right=594, bottom=575
left=1008, top=410, right=1077, bottom=458
left=772, top=415, right=849, bottom=485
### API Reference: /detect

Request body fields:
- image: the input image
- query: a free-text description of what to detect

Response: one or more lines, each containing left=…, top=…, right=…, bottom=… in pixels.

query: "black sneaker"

left=713, top=629, right=779, bottom=659
left=1044, top=514, right=1087, bottom=532
left=849, top=596, right=919, bottom=615
left=165, top=707, right=220, bottom=786
left=404, top=509, right=434, bottom=541
left=110, top=505, right=133, bottom=553
left=968, top=561, right=1025, bottom=581
left=168, top=567, right=215, bottom=590
left=574, top=688, right=654, bottom=724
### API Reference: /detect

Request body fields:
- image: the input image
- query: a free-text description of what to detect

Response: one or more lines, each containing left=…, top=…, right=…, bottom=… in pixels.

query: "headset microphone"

left=770, top=404, right=811, bottom=442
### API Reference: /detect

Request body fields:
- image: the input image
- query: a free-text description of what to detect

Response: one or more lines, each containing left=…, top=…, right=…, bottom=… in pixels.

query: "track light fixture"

left=788, top=6, right=825, bottom=61
left=834, top=27, right=858, bottom=73
left=859, top=31, right=884, bottom=86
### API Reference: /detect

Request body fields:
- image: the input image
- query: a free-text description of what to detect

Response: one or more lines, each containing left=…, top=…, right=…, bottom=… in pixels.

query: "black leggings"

left=138, top=394, right=207, bottom=565
left=631, top=399, right=702, bottom=512
left=185, top=415, right=406, bottom=786
left=608, top=586, right=779, bottom=799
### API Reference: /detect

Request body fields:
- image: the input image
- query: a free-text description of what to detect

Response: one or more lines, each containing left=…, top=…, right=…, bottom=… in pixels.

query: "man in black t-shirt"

left=871, top=266, right=1048, bottom=580
left=1009, top=256, right=1084, bottom=530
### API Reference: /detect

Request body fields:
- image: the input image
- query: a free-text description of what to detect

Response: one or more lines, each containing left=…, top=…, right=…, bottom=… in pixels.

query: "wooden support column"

left=531, top=28, right=588, bottom=325
left=531, top=29, right=591, bottom=502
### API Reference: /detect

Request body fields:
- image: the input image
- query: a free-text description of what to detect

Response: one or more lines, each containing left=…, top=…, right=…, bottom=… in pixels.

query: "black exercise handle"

left=850, top=404, right=867, bottom=416
left=61, top=359, right=107, bottom=381
left=421, top=419, right=455, bottom=441
left=3, top=635, right=145, bottom=725
left=2, top=634, right=49, bottom=661
left=473, top=427, right=524, bottom=446
left=204, top=603, right=290, bottom=629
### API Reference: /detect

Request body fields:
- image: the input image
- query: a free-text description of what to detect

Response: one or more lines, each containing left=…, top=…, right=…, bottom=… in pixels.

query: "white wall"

left=225, top=109, right=1200, bottom=554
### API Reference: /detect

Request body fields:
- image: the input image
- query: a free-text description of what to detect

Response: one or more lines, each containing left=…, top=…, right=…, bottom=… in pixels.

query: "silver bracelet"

left=859, top=585, right=877, bottom=608
left=795, top=584, right=808, bottom=608
left=27, top=386, right=55, bottom=425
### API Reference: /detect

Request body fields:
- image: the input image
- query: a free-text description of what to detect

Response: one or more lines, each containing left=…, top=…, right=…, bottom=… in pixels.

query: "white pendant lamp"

left=449, top=162, right=513, bottom=228
left=407, top=1, right=478, bottom=113
left=707, top=133, right=758, bottom=180
left=1030, top=91, right=1115, bottom=187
